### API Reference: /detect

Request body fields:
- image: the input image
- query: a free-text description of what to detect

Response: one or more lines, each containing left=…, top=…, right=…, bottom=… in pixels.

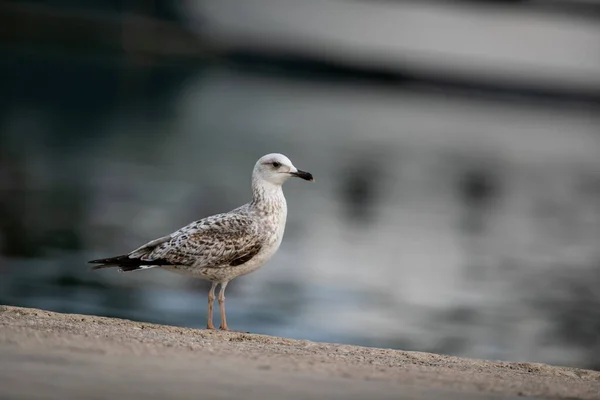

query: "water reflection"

left=1, top=49, right=600, bottom=371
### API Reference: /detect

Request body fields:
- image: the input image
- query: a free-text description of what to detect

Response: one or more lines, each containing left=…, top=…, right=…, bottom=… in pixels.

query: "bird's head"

left=253, top=153, right=314, bottom=186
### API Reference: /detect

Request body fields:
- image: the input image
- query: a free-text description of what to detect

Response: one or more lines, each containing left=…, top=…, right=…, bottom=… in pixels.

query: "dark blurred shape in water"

left=339, top=153, right=385, bottom=225
left=458, top=167, right=499, bottom=234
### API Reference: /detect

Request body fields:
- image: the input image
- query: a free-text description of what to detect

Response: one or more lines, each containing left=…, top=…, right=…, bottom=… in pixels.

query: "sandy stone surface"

left=1, top=305, right=598, bottom=400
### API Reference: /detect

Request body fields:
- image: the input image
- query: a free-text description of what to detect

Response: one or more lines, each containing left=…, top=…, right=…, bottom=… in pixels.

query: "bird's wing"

left=128, top=212, right=264, bottom=268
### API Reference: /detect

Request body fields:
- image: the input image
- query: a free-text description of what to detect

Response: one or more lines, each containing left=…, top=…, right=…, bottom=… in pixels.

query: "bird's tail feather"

left=88, top=254, right=169, bottom=272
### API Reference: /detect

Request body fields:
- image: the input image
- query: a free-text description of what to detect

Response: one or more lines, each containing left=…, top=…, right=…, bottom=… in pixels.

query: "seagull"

left=88, top=153, right=314, bottom=331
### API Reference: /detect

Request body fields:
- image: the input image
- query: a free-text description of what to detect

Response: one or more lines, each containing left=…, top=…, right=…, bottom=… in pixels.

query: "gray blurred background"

left=1, top=0, right=600, bottom=371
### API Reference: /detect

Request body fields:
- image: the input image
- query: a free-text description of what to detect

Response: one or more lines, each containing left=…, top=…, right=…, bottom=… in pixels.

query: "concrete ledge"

left=1, top=305, right=598, bottom=399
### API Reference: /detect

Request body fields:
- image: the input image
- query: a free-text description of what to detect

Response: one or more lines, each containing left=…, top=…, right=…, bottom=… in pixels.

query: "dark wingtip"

left=88, top=258, right=111, bottom=264
left=88, top=255, right=127, bottom=268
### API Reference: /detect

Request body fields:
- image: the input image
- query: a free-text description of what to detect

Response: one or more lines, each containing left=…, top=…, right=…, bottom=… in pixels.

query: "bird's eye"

left=271, top=161, right=281, bottom=168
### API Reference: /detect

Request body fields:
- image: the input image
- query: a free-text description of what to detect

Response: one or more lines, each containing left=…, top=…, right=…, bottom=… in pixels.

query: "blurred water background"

left=1, top=0, right=600, bottom=370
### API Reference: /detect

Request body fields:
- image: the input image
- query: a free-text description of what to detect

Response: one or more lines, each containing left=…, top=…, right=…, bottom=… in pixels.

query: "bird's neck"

left=250, top=179, right=286, bottom=214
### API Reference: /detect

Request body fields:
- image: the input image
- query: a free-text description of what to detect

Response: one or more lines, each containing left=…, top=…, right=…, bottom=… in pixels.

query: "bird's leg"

left=206, top=282, right=217, bottom=330
left=218, top=281, right=229, bottom=331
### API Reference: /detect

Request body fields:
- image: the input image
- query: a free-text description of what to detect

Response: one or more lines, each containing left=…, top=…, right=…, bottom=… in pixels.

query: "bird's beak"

left=290, top=169, right=314, bottom=182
